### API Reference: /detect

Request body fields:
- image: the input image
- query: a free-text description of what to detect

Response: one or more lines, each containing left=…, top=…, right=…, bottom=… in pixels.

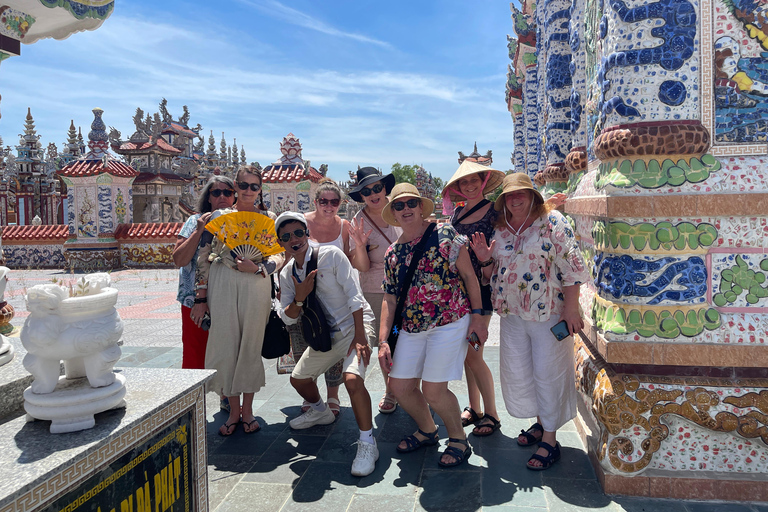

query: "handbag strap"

left=305, top=247, right=319, bottom=303
left=455, top=199, right=490, bottom=224
left=361, top=208, right=392, bottom=245
left=391, top=222, right=437, bottom=333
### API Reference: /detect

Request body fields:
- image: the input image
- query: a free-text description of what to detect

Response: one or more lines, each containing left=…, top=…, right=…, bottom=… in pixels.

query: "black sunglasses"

left=360, top=183, right=384, bottom=197
left=209, top=189, right=234, bottom=198
left=317, top=198, right=340, bottom=207
left=279, top=228, right=309, bottom=242
left=392, top=198, right=421, bottom=211
left=237, top=181, right=261, bottom=192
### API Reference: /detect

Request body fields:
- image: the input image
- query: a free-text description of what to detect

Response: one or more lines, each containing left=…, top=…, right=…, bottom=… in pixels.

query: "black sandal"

left=396, top=427, right=440, bottom=453
left=517, top=422, right=544, bottom=446
left=438, top=437, right=472, bottom=468
left=472, top=414, right=501, bottom=437
left=461, top=406, right=484, bottom=427
left=526, top=441, right=561, bottom=470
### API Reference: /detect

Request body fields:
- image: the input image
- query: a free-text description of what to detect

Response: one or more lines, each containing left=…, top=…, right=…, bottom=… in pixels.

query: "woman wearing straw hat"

left=347, top=167, right=402, bottom=414
left=470, top=173, right=588, bottom=470
left=442, top=160, right=504, bottom=437
left=378, top=183, right=488, bottom=468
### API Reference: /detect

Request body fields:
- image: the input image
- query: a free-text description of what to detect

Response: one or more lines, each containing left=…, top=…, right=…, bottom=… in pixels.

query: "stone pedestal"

left=0, top=335, right=14, bottom=367
left=0, top=368, right=213, bottom=511
left=24, top=374, right=126, bottom=434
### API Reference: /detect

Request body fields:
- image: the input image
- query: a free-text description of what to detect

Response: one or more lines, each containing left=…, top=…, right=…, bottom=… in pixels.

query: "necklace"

left=505, top=203, right=533, bottom=236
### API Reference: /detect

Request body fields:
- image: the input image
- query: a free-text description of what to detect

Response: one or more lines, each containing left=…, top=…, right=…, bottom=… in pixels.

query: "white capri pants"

left=499, top=314, right=576, bottom=432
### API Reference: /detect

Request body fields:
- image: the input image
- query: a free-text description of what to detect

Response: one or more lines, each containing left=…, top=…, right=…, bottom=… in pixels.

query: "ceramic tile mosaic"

left=610, top=393, right=768, bottom=474
left=1, top=244, right=66, bottom=269
left=570, top=0, right=589, bottom=153
left=121, top=243, right=175, bottom=268
left=544, top=0, right=574, bottom=166
left=708, top=251, right=768, bottom=311
left=599, top=0, right=701, bottom=128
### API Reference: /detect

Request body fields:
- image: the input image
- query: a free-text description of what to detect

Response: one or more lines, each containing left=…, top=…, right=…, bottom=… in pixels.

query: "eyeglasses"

left=279, top=228, right=309, bottom=242
left=209, top=189, right=234, bottom=198
left=360, top=183, right=384, bottom=197
left=317, top=198, right=340, bottom=207
left=391, top=198, right=421, bottom=211
left=237, top=181, right=261, bottom=192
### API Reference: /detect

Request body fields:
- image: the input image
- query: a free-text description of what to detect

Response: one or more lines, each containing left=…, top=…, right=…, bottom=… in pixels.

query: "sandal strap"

left=418, top=427, right=439, bottom=440
left=531, top=422, right=543, bottom=431
left=537, top=441, right=557, bottom=454
left=447, top=437, right=469, bottom=447
left=477, top=415, right=500, bottom=427
left=519, top=430, right=538, bottom=442
left=528, top=453, right=549, bottom=465
left=462, top=407, right=482, bottom=423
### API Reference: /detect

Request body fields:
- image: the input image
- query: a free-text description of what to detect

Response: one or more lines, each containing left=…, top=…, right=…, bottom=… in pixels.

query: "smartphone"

left=200, top=312, right=211, bottom=331
left=550, top=320, right=570, bottom=341
left=467, top=332, right=481, bottom=351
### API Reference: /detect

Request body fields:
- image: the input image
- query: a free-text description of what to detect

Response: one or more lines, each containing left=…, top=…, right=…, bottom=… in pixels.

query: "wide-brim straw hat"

left=494, top=173, right=544, bottom=211
left=443, top=161, right=505, bottom=202
left=348, top=167, right=396, bottom=203
left=382, top=183, right=434, bottom=226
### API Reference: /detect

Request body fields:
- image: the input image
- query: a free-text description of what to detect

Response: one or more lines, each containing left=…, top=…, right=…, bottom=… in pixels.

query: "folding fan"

left=205, top=211, right=284, bottom=261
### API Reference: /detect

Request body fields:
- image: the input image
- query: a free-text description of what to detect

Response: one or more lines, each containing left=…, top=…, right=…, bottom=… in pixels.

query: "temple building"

left=508, top=0, right=768, bottom=500
left=261, top=133, right=327, bottom=214
left=58, top=108, right=138, bottom=269
left=0, top=108, right=62, bottom=226
left=458, top=143, right=493, bottom=166
left=414, top=165, right=437, bottom=202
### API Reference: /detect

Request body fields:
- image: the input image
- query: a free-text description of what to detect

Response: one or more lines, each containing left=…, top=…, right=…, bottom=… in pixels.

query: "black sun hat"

left=348, top=167, right=396, bottom=203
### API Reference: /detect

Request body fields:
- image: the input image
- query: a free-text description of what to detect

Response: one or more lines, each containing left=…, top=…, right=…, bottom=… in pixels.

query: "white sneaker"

left=289, top=406, right=335, bottom=430
left=351, top=439, right=379, bottom=477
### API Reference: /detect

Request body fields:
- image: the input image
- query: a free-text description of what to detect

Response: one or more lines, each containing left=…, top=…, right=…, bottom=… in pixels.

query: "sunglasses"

left=360, top=183, right=384, bottom=197
left=391, top=198, right=421, bottom=211
left=279, top=228, right=309, bottom=242
left=209, top=189, right=234, bottom=198
left=237, top=181, right=261, bottom=192
left=317, top=198, right=340, bottom=207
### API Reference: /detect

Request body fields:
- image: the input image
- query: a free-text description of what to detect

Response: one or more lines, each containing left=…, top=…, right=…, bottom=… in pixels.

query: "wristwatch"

left=294, top=299, right=304, bottom=307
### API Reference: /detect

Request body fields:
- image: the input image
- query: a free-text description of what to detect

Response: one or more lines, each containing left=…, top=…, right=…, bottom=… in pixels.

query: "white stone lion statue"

left=21, top=275, right=123, bottom=394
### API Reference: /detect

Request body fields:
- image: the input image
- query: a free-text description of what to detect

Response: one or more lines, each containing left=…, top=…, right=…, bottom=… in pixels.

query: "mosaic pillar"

left=540, top=0, right=572, bottom=197
left=566, top=0, right=588, bottom=180
left=524, top=61, right=540, bottom=177
left=535, top=17, right=549, bottom=179
left=559, top=0, right=768, bottom=500
left=512, top=100, right=526, bottom=173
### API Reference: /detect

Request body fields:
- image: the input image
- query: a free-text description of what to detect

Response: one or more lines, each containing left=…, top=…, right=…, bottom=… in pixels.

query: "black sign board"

left=46, top=410, right=195, bottom=512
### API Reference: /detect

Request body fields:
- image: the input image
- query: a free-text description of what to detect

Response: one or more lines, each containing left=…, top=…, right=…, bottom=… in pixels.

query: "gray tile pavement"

left=4, top=269, right=766, bottom=511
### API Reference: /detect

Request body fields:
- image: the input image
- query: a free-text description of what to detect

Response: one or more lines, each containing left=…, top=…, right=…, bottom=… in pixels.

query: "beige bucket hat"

left=494, top=172, right=544, bottom=211
left=382, top=183, right=434, bottom=226
left=442, top=161, right=505, bottom=202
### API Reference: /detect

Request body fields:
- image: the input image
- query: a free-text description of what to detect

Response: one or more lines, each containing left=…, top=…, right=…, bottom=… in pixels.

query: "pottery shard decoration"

left=21, top=272, right=126, bottom=433
left=0, top=267, right=14, bottom=365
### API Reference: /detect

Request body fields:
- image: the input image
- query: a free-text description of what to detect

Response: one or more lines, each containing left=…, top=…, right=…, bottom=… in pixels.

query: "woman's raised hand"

left=546, top=193, right=567, bottom=208
left=470, top=232, right=495, bottom=262
left=349, top=217, right=373, bottom=247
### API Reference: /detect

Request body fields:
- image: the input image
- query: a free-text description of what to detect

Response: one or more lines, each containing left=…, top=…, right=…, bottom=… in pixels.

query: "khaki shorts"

left=292, top=323, right=375, bottom=381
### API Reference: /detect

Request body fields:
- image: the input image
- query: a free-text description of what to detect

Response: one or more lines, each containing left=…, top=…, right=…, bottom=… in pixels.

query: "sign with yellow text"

left=46, top=411, right=195, bottom=512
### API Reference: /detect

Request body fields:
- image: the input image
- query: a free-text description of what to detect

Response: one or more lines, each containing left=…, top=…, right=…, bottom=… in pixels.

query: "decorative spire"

left=77, top=127, right=86, bottom=154
left=232, top=138, right=239, bottom=166
left=219, top=132, right=227, bottom=163
left=240, top=147, right=246, bottom=164
left=276, top=133, right=304, bottom=165
left=84, top=108, right=110, bottom=161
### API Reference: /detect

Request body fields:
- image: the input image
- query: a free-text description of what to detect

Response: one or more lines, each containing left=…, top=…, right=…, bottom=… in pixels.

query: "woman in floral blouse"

left=378, top=183, right=488, bottom=468
left=472, top=173, right=588, bottom=471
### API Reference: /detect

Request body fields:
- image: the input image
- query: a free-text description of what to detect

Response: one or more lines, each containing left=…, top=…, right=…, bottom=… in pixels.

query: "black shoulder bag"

left=262, top=275, right=291, bottom=359
left=454, top=199, right=490, bottom=224
left=386, top=222, right=437, bottom=355
left=300, top=248, right=333, bottom=352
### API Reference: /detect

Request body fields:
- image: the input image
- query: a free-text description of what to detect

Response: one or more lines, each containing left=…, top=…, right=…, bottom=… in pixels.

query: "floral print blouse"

left=383, top=224, right=470, bottom=333
left=489, top=210, right=588, bottom=321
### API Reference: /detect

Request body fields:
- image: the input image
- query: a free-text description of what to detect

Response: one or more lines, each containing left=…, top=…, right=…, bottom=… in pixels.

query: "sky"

left=0, top=0, right=520, bottom=184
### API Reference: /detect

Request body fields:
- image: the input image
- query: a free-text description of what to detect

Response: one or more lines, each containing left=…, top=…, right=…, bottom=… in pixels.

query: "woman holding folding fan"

left=192, top=165, right=284, bottom=436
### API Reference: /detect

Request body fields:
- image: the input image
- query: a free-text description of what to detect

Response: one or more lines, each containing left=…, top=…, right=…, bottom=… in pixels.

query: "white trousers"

left=499, top=315, right=576, bottom=432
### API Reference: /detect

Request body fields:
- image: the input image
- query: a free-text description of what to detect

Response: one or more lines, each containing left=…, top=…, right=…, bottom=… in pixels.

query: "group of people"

left=173, top=161, right=588, bottom=478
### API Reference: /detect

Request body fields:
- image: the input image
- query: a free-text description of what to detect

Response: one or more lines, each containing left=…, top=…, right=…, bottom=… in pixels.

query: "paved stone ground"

left=5, top=269, right=767, bottom=511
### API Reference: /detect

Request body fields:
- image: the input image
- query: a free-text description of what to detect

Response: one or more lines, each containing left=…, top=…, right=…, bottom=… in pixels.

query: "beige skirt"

left=205, top=261, right=271, bottom=396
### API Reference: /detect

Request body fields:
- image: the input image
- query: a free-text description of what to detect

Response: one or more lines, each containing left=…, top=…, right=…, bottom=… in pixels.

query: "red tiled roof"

left=163, top=122, right=197, bottom=138
left=114, top=222, right=184, bottom=240
left=178, top=200, right=196, bottom=216
left=1, top=224, right=69, bottom=241
left=262, top=164, right=324, bottom=183
left=58, top=158, right=139, bottom=178
left=118, top=138, right=182, bottom=154
left=133, top=172, right=193, bottom=185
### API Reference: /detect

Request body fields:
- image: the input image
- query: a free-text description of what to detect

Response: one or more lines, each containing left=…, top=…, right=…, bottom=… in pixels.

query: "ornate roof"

left=1, top=224, right=69, bottom=241
left=58, top=108, right=138, bottom=178
left=118, top=137, right=182, bottom=154
left=2, top=1, right=114, bottom=47
left=458, top=143, right=493, bottom=165
left=133, top=172, right=192, bottom=185
left=162, top=121, right=197, bottom=139
left=114, top=222, right=183, bottom=240
left=261, top=164, right=324, bottom=183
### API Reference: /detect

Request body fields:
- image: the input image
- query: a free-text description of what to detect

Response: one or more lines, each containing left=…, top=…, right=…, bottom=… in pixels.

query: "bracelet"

left=478, top=257, right=494, bottom=268
left=195, top=284, right=208, bottom=290
left=194, top=297, right=208, bottom=304
left=379, top=341, right=389, bottom=345
left=471, top=309, right=491, bottom=316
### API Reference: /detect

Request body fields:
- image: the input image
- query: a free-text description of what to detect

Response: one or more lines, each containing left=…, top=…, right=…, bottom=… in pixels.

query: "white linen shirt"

left=279, top=245, right=374, bottom=337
